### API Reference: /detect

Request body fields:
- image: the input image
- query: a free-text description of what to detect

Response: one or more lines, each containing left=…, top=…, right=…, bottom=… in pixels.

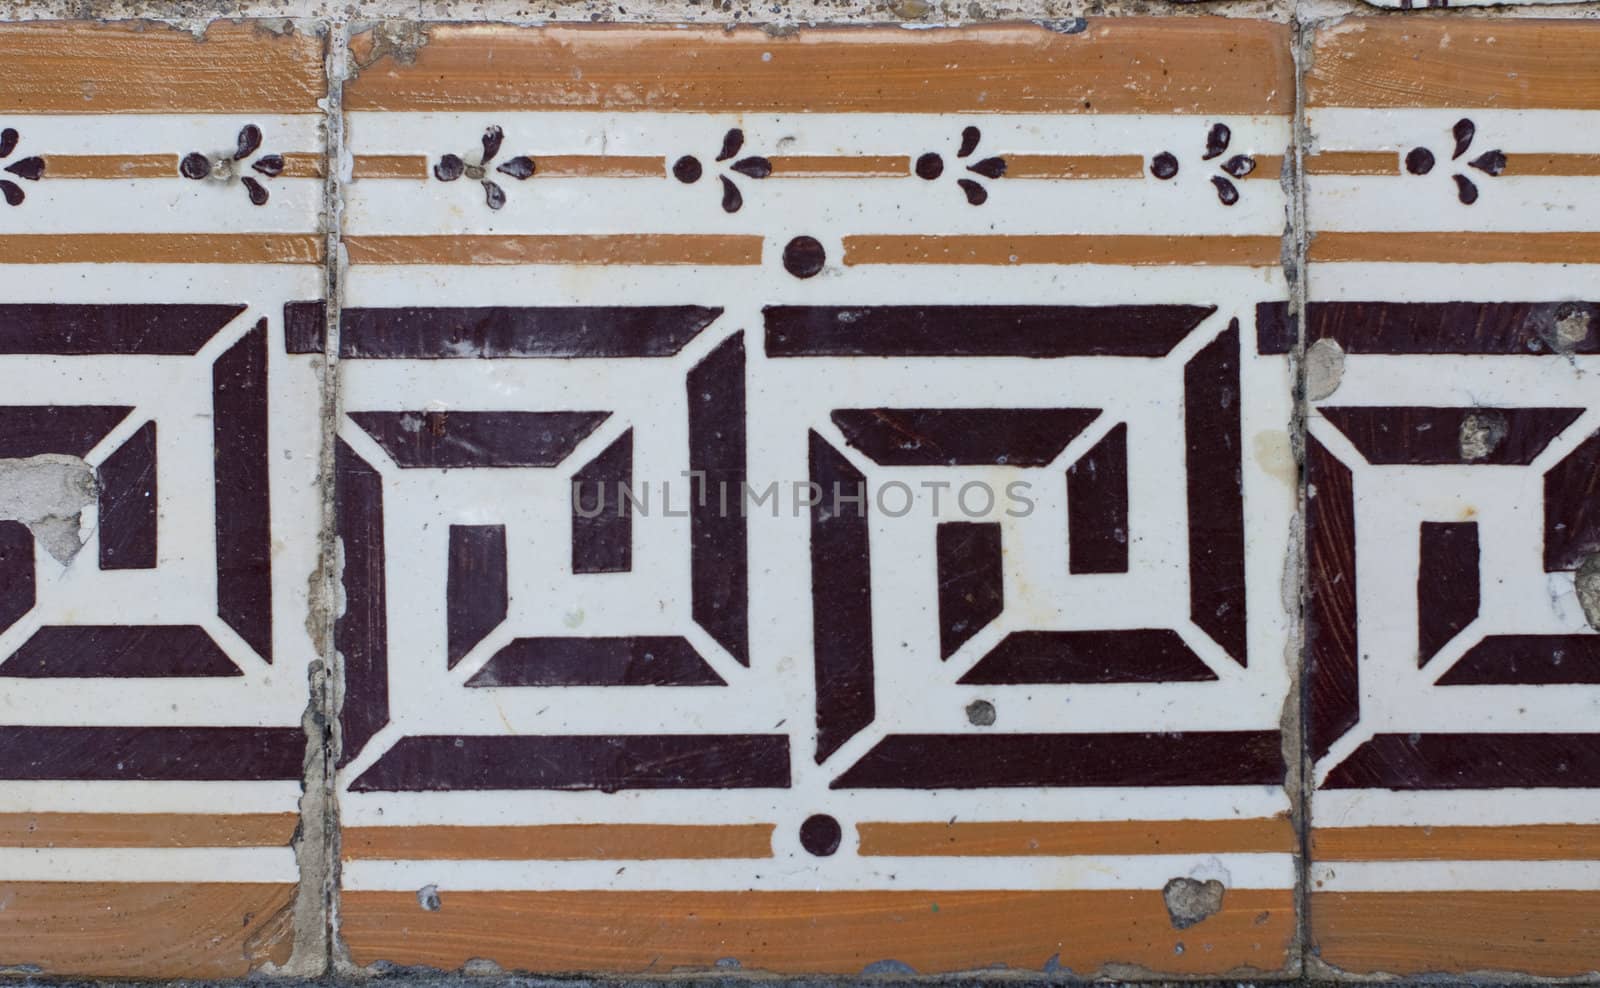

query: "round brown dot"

left=915, top=152, right=944, bottom=180
left=1150, top=152, right=1179, bottom=180
left=1405, top=147, right=1436, bottom=176
left=672, top=155, right=703, bottom=184
left=799, top=814, right=842, bottom=856
left=782, top=236, right=826, bottom=279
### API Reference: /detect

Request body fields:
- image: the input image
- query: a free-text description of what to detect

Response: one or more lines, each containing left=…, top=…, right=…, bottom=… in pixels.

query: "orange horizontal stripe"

left=278, top=152, right=324, bottom=179
left=40, top=155, right=176, bottom=179
left=766, top=155, right=909, bottom=177
left=0, top=21, right=324, bottom=113
left=845, top=234, right=1281, bottom=267
left=341, top=888, right=1294, bottom=975
left=346, top=21, right=1293, bottom=115
left=1004, top=154, right=1145, bottom=180
left=532, top=155, right=665, bottom=178
left=1306, top=151, right=1398, bottom=176
left=345, top=234, right=762, bottom=266
left=0, top=882, right=295, bottom=978
left=1309, top=19, right=1600, bottom=110
left=1313, top=890, right=1600, bottom=977
left=344, top=823, right=774, bottom=860
left=1, top=234, right=324, bottom=264
left=1310, top=231, right=1600, bottom=265
left=1248, top=154, right=1284, bottom=181
left=1505, top=153, right=1600, bottom=177
left=352, top=154, right=428, bottom=179
left=0, top=812, right=297, bottom=849
left=860, top=818, right=1295, bottom=857
left=1313, top=824, right=1600, bottom=861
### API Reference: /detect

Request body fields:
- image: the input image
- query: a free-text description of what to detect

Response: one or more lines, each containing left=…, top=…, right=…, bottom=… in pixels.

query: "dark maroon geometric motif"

left=1256, top=300, right=1600, bottom=355
left=0, top=726, right=305, bottom=780
left=809, top=431, right=874, bottom=764
left=0, top=304, right=245, bottom=354
left=688, top=333, right=749, bottom=666
left=1545, top=428, right=1600, bottom=571
left=1067, top=422, right=1129, bottom=574
left=1324, top=734, right=1600, bottom=789
left=97, top=420, right=157, bottom=570
left=213, top=319, right=273, bottom=663
left=832, top=731, right=1283, bottom=789
left=1185, top=320, right=1247, bottom=666
left=1417, top=521, right=1479, bottom=666
left=959, top=630, right=1217, bottom=684
left=467, top=637, right=725, bottom=687
left=284, top=302, right=722, bottom=358
left=349, top=734, right=790, bottom=792
left=446, top=525, right=507, bottom=669
left=1321, top=405, right=1582, bottom=466
left=571, top=430, right=633, bottom=574
left=0, top=626, right=239, bottom=678
left=350, top=410, right=611, bottom=469
left=0, top=521, right=34, bottom=636
left=1307, top=436, right=1358, bottom=761
left=936, top=522, right=1003, bottom=660
left=765, top=305, right=1216, bottom=358
left=831, top=408, right=1101, bottom=467
left=336, top=439, right=390, bottom=767
left=0, top=405, right=131, bottom=458
left=1437, top=636, right=1600, bottom=685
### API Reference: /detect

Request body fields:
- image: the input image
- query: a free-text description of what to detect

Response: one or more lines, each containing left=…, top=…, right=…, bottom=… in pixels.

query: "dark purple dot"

left=179, top=153, right=211, bottom=180
left=1405, top=147, right=1435, bottom=176
left=782, top=236, right=825, bottom=279
left=433, top=154, right=465, bottom=182
left=799, top=814, right=841, bottom=856
left=672, top=155, right=702, bottom=184
left=915, top=152, right=944, bottom=180
left=1150, top=152, right=1179, bottom=180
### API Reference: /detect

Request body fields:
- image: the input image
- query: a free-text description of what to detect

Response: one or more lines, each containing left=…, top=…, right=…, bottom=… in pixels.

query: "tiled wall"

left=0, top=14, right=1597, bottom=979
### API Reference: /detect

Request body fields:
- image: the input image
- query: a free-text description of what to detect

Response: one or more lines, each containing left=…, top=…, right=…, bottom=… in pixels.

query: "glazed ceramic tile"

left=0, top=22, right=325, bottom=977
left=332, top=21, right=1299, bottom=976
left=1303, top=18, right=1600, bottom=977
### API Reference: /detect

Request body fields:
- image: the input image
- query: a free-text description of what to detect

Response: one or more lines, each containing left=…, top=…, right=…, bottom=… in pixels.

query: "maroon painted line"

left=831, top=731, right=1283, bottom=789
left=213, top=320, right=272, bottom=664
left=336, top=439, right=389, bottom=766
left=764, top=304, right=1217, bottom=358
left=831, top=407, right=1101, bottom=467
left=348, top=734, right=791, bottom=792
left=283, top=299, right=326, bottom=354
left=1545, top=428, right=1600, bottom=572
left=936, top=522, right=1003, bottom=660
left=1322, top=406, right=1584, bottom=466
left=1417, top=521, right=1479, bottom=667
left=0, top=626, right=240, bottom=678
left=688, top=334, right=749, bottom=666
left=446, top=525, right=507, bottom=670
left=571, top=429, right=632, bottom=575
left=1258, top=301, right=1600, bottom=356
left=1437, top=635, right=1600, bottom=685
left=1067, top=422, right=1129, bottom=574
left=1323, top=733, right=1600, bottom=789
left=97, top=420, right=157, bottom=571
left=466, top=637, right=726, bottom=687
left=350, top=410, right=610, bottom=469
left=334, top=306, right=722, bottom=358
left=0, top=521, right=34, bottom=637
left=958, top=629, right=1218, bottom=685
left=0, top=303, right=245, bottom=355
left=0, top=726, right=305, bottom=780
left=0, top=405, right=131, bottom=458
left=1185, top=321, right=1247, bottom=666
left=1307, top=436, right=1358, bottom=760
left=810, top=431, right=874, bottom=764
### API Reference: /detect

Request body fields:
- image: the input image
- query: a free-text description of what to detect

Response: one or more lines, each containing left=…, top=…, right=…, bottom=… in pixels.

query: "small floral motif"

left=434, top=125, right=536, bottom=211
left=915, top=126, right=1006, bottom=205
left=0, top=127, right=45, bottom=206
left=1151, top=123, right=1255, bottom=206
left=672, top=129, right=771, bottom=214
left=1404, top=118, right=1504, bottom=206
left=180, top=124, right=287, bottom=206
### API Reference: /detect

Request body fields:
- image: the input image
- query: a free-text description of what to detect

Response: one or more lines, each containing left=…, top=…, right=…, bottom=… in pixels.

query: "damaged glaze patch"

left=0, top=455, right=96, bottom=564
